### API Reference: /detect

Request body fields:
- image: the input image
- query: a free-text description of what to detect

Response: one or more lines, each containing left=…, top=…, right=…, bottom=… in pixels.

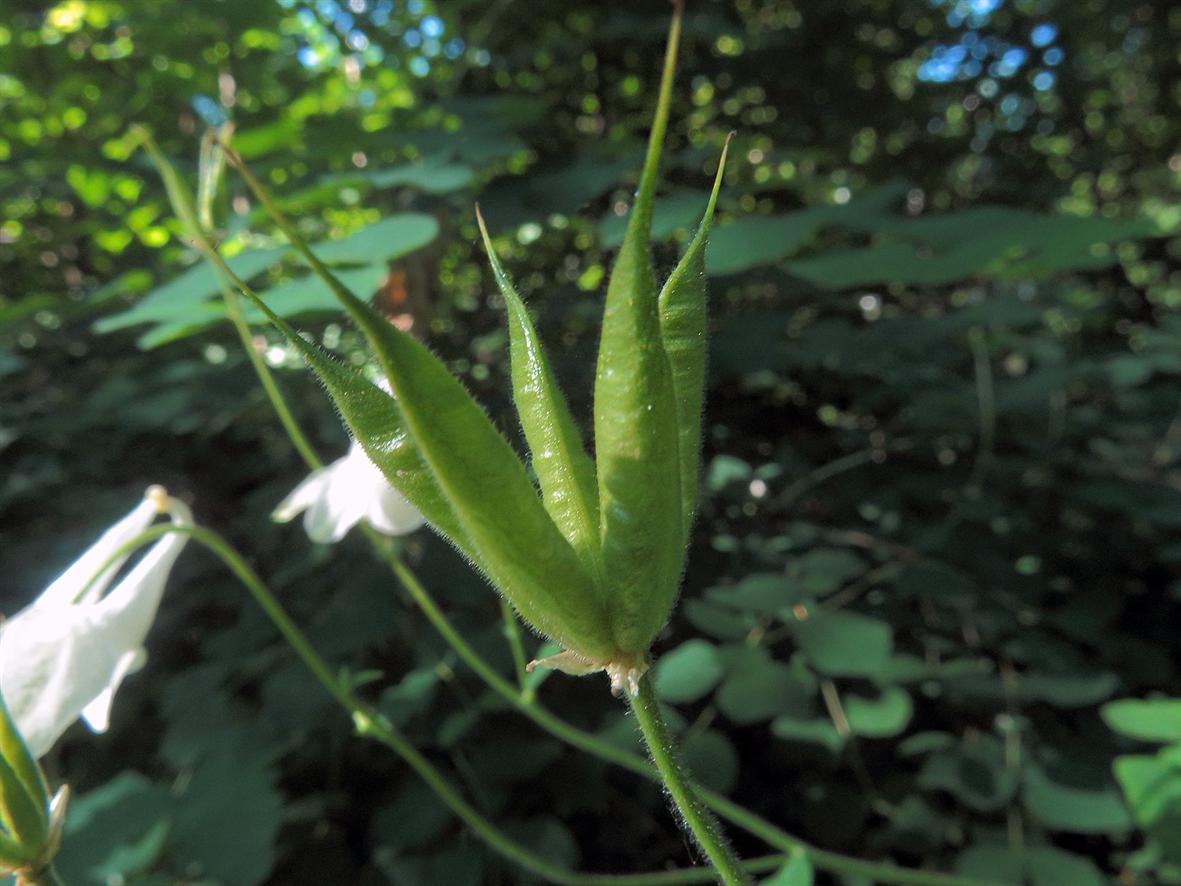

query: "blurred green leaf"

left=1113, top=746, right=1181, bottom=862
left=717, top=647, right=816, bottom=724
left=653, top=639, right=724, bottom=704
left=706, top=574, right=803, bottom=613
left=760, top=853, right=814, bottom=886
left=845, top=687, right=913, bottom=739
left=1103, top=698, right=1181, bottom=742
left=770, top=715, right=843, bottom=752
left=308, top=213, right=439, bottom=264
left=55, top=772, right=172, bottom=884
left=1022, top=764, right=1132, bottom=834
left=682, top=729, right=740, bottom=794
left=169, top=750, right=283, bottom=886
left=919, top=736, right=1016, bottom=813
left=790, top=609, right=893, bottom=677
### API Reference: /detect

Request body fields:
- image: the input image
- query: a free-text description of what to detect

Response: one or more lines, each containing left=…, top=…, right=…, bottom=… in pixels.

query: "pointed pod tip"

left=473, top=203, right=493, bottom=248
left=713, top=133, right=734, bottom=185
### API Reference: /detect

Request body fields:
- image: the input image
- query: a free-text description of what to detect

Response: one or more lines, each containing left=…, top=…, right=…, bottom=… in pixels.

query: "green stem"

left=629, top=675, right=751, bottom=886
left=200, top=259, right=1001, bottom=886
left=219, top=145, right=358, bottom=311
left=142, top=523, right=780, bottom=886
left=499, top=596, right=530, bottom=693
left=214, top=277, right=323, bottom=471
left=358, top=528, right=1004, bottom=885
left=174, top=143, right=1006, bottom=886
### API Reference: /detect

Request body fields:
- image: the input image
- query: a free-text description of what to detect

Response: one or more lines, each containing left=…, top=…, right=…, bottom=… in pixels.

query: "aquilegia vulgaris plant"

left=200, top=5, right=748, bottom=878
left=3, top=9, right=1014, bottom=886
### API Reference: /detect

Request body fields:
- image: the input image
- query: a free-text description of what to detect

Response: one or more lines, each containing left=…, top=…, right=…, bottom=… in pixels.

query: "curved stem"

left=499, top=595, right=530, bottom=693
left=182, top=247, right=1005, bottom=886
left=629, top=674, right=751, bottom=886
left=146, top=522, right=780, bottom=886
left=152, top=142, right=1006, bottom=886
left=214, top=277, right=323, bottom=472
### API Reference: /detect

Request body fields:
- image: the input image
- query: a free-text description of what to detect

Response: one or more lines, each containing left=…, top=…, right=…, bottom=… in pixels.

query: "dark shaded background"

left=1, top=0, right=1179, bottom=883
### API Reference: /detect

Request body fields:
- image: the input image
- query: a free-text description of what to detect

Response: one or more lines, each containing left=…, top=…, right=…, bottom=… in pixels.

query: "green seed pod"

left=0, top=694, right=48, bottom=818
left=0, top=757, right=42, bottom=853
left=231, top=265, right=613, bottom=663
left=134, top=127, right=207, bottom=247
left=211, top=2, right=729, bottom=697
left=476, top=208, right=606, bottom=596
left=234, top=298, right=473, bottom=555
left=658, top=135, right=733, bottom=540
left=592, top=6, right=688, bottom=659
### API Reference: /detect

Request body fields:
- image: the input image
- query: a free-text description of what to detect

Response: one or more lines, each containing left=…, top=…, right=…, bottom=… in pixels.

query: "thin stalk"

left=137, top=129, right=322, bottom=474
left=629, top=675, right=751, bottom=886
left=219, top=144, right=359, bottom=311
left=214, top=277, right=322, bottom=471
left=171, top=143, right=1006, bottom=886
left=122, top=522, right=779, bottom=886
left=201, top=233, right=1005, bottom=886
left=499, top=596, right=530, bottom=693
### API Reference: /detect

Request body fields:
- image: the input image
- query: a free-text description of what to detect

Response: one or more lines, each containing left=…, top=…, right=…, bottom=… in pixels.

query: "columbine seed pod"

left=0, top=691, right=62, bottom=883
left=196, top=3, right=728, bottom=697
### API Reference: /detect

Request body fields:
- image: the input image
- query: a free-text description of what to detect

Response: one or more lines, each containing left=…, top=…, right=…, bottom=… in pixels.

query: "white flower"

left=273, top=441, right=425, bottom=543
left=0, top=486, right=191, bottom=757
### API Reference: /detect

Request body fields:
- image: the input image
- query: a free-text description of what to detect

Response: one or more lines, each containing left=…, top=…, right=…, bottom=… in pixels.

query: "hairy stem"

left=148, top=140, right=1005, bottom=886
left=127, top=522, right=780, bottom=886
left=629, top=675, right=751, bottom=886
left=215, top=277, right=323, bottom=472
left=499, top=595, right=531, bottom=693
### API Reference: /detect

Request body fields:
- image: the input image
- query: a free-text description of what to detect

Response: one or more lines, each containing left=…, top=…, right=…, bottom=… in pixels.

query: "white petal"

left=38, top=493, right=160, bottom=609
left=0, top=607, right=124, bottom=757
left=272, top=466, right=333, bottom=524
left=367, top=485, right=426, bottom=536
left=87, top=522, right=188, bottom=648
left=344, top=442, right=423, bottom=535
left=80, top=647, right=146, bottom=733
left=0, top=522, right=188, bottom=757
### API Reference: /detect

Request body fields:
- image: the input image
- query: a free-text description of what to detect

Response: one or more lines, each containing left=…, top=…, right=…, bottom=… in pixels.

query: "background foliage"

left=2, top=0, right=1180, bottom=883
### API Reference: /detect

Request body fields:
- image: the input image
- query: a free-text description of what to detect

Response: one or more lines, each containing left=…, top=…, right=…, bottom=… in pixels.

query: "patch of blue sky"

left=1032, top=70, right=1056, bottom=90
left=993, top=46, right=1027, bottom=77
left=1030, top=23, right=1057, bottom=47
left=191, top=94, right=228, bottom=126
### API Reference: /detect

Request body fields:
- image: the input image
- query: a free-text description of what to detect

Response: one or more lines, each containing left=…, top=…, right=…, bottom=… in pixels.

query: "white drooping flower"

left=273, top=441, right=425, bottom=543
left=0, top=486, right=191, bottom=757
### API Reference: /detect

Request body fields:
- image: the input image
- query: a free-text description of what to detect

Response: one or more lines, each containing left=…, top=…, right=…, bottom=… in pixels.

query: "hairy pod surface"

left=213, top=1, right=729, bottom=689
